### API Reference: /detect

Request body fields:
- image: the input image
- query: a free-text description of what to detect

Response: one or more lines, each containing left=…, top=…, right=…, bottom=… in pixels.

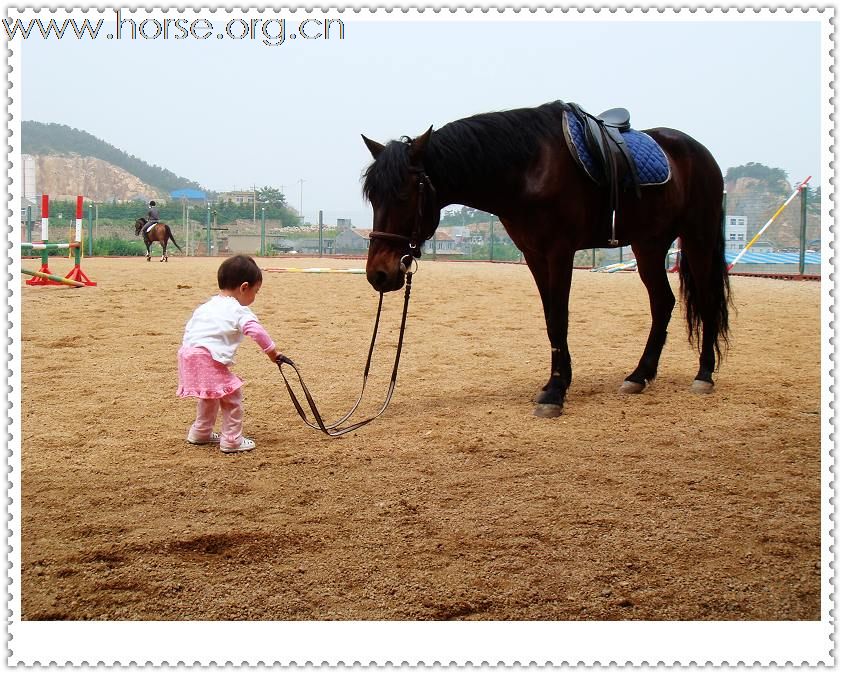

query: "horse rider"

left=142, top=200, right=160, bottom=236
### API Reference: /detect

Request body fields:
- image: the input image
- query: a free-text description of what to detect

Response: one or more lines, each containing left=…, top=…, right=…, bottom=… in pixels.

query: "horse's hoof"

left=533, top=404, right=562, bottom=418
left=619, top=380, right=645, bottom=394
left=691, top=379, right=714, bottom=394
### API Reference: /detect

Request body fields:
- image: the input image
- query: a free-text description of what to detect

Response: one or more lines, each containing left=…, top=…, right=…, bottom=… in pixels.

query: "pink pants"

left=189, top=388, right=244, bottom=448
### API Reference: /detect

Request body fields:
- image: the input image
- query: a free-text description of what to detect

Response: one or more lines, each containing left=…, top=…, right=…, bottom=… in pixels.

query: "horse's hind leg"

left=674, top=222, right=731, bottom=395
left=161, top=243, right=167, bottom=262
left=620, top=240, right=675, bottom=394
left=680, top=241, right=722, bottom=394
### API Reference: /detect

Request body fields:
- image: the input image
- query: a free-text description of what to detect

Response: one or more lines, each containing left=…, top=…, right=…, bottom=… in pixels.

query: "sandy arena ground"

left=18, top=256, right=822, bottom=621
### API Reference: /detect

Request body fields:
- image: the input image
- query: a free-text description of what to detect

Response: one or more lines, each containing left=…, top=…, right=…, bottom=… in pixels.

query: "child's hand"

left=274, top=352, right=295, bottom=366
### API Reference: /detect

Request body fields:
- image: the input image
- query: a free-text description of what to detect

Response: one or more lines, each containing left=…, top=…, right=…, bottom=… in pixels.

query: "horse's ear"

left=409, top=126, right=434, bottom=163
left=362, top=134, right=385, bottom=159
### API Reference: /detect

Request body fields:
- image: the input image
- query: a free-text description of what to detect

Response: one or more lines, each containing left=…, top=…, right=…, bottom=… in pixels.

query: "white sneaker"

left=187, top=431, right=220, bottom=445
left=220, top=437, right=256, bottom=453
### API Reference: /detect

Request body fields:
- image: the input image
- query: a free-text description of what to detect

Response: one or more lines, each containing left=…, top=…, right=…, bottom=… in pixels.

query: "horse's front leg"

left=145, top=240, right=151, bottom=262
left=526, top=249, right=575, bottom=418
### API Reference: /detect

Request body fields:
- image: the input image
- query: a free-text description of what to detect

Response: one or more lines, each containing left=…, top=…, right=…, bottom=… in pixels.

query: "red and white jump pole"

left=64, top=195, right=95, bottom=285
left=25, top=195, right=55, bottom=286
left=728, top=176, right=811, bottom=271
left=24, top=195, right=96, bottom=287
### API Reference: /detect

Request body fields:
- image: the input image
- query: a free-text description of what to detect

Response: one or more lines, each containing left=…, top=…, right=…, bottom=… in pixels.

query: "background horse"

left=134, top=218, right=183, bottom=262
left=362, top=100, right=730, bottom=418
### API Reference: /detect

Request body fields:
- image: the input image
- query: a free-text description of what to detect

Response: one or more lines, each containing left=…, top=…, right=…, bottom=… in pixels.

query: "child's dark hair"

left=217, top=255, right=263, bottom=290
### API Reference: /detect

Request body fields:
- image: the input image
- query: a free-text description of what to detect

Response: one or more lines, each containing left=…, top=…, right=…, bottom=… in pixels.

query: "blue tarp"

left=170, top=188, right=207, bottom=200
left=725, top=251, right=821, bottom=265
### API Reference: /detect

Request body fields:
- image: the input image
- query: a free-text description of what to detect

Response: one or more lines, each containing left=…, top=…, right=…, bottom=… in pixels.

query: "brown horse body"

left=361, top=101, right=730, bottom=418
left=134, top=218, right=183, bottom=262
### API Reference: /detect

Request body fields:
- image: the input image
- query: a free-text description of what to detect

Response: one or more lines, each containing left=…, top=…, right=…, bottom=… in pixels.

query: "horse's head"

left=362, top=126, right=439, bottom=293
left=134, top=217, right=147, bottom=236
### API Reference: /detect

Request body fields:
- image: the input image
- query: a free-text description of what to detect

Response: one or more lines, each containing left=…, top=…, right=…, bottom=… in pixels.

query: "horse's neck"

left=427, top=139, right=522, bottom=216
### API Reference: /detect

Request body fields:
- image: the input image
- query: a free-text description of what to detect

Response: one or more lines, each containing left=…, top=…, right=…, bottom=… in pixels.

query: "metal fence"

left=21, top=178, right=821, bottom=278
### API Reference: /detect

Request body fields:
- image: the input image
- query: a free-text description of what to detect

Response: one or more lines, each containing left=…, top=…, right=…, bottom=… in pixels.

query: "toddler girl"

left=177, top=255, right=285, bottom=453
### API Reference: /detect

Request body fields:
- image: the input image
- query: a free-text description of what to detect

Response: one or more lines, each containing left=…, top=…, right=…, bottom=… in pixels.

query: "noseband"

left=368, top=165, right=437, bottom=259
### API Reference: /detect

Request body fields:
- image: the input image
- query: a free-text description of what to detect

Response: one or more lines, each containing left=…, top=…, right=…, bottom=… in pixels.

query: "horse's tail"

left=166, top=225, right=183, bottom=253
left=677, top=193, right=731, bottom=368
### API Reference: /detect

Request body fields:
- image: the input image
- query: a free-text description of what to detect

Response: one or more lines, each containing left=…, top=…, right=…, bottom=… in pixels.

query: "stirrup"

left=608, top=211, right=619, bottom=246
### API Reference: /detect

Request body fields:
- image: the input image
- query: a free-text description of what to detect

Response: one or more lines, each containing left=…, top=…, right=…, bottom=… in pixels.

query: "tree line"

left=22, top=121, right=204, bottom=195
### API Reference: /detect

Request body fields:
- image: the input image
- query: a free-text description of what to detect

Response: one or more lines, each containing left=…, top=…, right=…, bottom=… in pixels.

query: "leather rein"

left=275, top=261, right=414, bottom=437
left=275, top=162, right=434, bottom=438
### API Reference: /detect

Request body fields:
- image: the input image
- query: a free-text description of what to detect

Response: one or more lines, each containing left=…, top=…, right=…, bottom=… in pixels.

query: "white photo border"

left=4, top=4, right=835, bottom=667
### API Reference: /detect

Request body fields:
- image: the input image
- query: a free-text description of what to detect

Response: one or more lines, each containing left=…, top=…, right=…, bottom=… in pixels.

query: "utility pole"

left=261, top=206, right=266, bottom=257
left=298, top=178, right=305, bottom=223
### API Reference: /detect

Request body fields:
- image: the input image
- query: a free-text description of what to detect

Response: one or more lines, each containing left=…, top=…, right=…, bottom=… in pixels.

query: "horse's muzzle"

left=366, top=252, right=407, bottom=292
left=367, top=267, right=405, bottom=293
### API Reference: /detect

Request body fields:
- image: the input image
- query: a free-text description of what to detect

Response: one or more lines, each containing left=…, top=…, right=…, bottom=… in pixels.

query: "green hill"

left=22, top=121, right=206, bottom=195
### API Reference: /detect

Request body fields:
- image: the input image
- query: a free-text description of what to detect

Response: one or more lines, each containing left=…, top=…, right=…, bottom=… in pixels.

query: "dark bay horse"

left=134, top=218, right=182, bottom=262
left=362, top=100, right=730, bottom=417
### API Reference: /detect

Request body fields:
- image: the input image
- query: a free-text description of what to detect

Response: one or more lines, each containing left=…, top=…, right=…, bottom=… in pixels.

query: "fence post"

left=489, top=217, right=494, bottom=262
left=260, top=207, right=266, bottom=256
left=799, top=182, right=809, bottom=276
left=87, top=203, right=93, bottom=256
left=319, top=210, right=323, bottom=257
left=206, top=204, right=211, bottom=256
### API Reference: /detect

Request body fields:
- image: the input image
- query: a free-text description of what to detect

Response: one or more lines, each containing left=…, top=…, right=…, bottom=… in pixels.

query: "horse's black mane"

left=363, top=101, right=565, bottom=204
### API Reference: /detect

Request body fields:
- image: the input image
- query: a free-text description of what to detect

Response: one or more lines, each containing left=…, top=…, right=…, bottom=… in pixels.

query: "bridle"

left=367, top=164, right=437, bottom=259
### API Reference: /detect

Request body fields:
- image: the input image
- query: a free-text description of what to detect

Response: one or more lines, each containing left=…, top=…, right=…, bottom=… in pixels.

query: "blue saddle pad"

left=563, top=111, right=670, bottom=186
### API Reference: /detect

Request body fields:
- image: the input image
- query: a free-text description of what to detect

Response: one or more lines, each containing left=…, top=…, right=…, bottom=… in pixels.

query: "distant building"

left=724, top=215, right=748, bottom=253
left=422, top=230, right=461, bottom=256
left=223, top=234, right=291, bottom=255
left=171, top=188, right=207, bottom=201
left=222, top=233, right=334, bottom=255
left=22, top=154, right=36, bottom=202
left=20, top=196, right=35, bottom=227
left=219, top=190, right=255, bottom=205
left=441, top=225, right=484, bottom=249
left=335, top=227, right=371, bottom=253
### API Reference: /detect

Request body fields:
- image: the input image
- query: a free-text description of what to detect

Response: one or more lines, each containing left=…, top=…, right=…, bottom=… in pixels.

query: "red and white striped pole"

left=75, top=195, right=83, bottom=245
left=65, top=195, right=96, bottom=286
left=728, top=176, right=811, bottom=271
left=41, top=194, right=49, bottom=243
left=26, top=194, right=59, bottom=285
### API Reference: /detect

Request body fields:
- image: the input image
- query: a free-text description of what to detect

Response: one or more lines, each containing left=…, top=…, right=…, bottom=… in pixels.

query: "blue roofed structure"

left=170, top=188, right=207, bottom=201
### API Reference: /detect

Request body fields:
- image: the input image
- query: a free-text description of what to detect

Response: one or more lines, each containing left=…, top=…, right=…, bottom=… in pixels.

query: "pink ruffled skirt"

left=177, top=346, right=243, bottom=399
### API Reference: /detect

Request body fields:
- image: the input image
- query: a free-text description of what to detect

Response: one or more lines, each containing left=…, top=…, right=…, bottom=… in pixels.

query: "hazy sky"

left=19, top=11, right=826, bottom=226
